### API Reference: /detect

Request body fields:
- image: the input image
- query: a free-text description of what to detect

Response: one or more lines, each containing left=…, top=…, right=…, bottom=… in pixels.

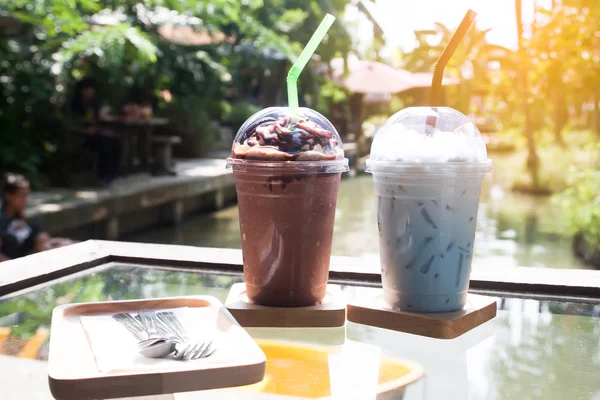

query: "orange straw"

left=430, top=10, right=477, bottom=106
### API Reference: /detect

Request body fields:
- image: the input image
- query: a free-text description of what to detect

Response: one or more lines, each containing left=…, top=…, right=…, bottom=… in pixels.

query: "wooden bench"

left=151, top=135, right=182, bottom=176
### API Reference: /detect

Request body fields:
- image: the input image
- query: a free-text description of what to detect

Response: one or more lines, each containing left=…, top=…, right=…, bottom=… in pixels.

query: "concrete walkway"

left=24, top=149, right=357, bottom=239
left=26, top=158, right=236, bottom=239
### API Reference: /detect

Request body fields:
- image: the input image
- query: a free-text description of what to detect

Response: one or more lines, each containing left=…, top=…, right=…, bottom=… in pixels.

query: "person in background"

left=69, top=77, right=122, bottom=187
left=0, top=173, right=73, bottom=262
left=126, top=82, right=156, bottom=120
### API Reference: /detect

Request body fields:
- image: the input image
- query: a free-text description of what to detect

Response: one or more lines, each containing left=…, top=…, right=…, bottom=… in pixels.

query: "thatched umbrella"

left=330, top=56, right=415, bottom=94
left=330, top=56, right=459, bottom=94
left=157, top=25, right=234, bottom=46
left=329, top=56, right=460, bottom=145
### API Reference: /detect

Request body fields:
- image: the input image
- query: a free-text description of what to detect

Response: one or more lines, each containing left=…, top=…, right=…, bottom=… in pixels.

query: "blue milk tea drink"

left=366, top=107, right=492, bottom=313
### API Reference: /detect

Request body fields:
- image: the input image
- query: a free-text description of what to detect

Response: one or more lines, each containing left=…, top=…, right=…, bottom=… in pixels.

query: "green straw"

left=287, top=13, right=336, bottom=109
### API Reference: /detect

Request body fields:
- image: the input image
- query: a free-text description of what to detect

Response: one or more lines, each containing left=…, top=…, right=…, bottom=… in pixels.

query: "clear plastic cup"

left=227, top=107, right=348, bottom=307
left=366, top=107, right=492, bottom=313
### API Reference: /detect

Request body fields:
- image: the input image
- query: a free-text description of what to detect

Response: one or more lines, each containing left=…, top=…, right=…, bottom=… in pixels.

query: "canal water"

left=128, top=158, right=588, bottom=270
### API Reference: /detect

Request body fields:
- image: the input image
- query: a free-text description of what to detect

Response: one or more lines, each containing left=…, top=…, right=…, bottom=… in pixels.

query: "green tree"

left=528, top=1, right=600, bottom=140
left=0, top=266, right=240, bottom=357
left=515, top=0, right=541, bottom=189
left=555, top=143, right=600, bottom=265
left=1, top=0, right=355, bottom=183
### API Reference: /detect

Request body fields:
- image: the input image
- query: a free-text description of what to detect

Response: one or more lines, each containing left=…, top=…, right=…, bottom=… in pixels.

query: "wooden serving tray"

left=48, top=296, right=266, bottom=400
left=347, top=293, right=497, bottom=339
left=225, top=283, right=346, bottom=328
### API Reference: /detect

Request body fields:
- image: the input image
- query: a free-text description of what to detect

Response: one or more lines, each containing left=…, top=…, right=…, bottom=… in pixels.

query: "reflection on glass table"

left=0, top=263, right=599, bottom=400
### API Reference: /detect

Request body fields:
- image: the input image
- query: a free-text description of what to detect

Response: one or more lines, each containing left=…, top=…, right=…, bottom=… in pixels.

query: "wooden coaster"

left=225, top=283, right=346, bottom=328
left=347, top=293, right=496, bottom=340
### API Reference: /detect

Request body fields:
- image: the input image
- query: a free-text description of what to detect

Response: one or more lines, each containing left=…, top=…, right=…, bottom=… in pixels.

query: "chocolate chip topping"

left=232, top=112, right=341, bottom=161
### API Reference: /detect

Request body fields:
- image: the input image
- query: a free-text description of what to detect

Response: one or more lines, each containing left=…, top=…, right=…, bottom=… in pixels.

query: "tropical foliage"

left=0, top=266, right=240, bottom=343
left=395, top=1, right=599, bottom=190
left=1, top=0, right=598, bottom=259
left=391, top=1, right=599, bottom=259
left=555, top=143, right=600, bottom=264
left=0, top=0, right=355, bottom=184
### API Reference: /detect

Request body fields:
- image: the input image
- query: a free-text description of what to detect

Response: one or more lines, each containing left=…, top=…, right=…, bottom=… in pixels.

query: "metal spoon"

left=136, top=312, right=184, bottom=348
left=114, top=312, right=176, bottom=348
left=137, top=338, right=176, bottom=348
left=138, top=340, right=177, bottom=358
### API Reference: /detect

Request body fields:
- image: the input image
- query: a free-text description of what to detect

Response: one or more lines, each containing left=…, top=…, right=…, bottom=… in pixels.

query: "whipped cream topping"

left=370, top=124, right=488, bottom=163
left=369, top=107, right=489, bottom=164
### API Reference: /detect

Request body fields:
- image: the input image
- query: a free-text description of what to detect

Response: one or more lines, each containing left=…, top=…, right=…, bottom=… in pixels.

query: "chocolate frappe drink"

left=227, top=107, right=348, bottom=307
left=367, top=107, right=491, bottom=313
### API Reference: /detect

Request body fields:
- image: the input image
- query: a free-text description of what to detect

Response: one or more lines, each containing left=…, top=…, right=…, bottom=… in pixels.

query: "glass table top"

left=1, top=263, right=599, bottom=400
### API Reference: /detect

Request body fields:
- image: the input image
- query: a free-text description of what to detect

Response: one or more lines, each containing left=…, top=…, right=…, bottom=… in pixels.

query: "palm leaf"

left=240, top=16, right=297, bottom=61
left=122, top=25, right=160, bottom=62
left=53, top=24, right=159, bottom=76
left=414, top=29, right=438, bottom=38
left=434, top=22, right=452, bottom=38
left=196, top=50, right=230, bottom=81
left=479, top=43, right=515, bottom=61
left=469, top=27, right=492, bottom=47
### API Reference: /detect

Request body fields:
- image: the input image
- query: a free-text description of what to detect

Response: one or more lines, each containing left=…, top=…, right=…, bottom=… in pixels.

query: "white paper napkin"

left=80, top=307, right=222, bottom=373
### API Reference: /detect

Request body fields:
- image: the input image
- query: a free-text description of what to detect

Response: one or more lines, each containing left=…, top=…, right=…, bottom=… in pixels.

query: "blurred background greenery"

left=0, top=0, right=353, bottom=182
left=0, top=0, right=598, bottom=263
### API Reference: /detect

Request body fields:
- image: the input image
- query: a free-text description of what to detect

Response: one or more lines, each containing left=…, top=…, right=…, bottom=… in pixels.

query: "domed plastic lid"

left=366, top=107, right=491, bottom=175
left=227, top=107, right=348, bottom=173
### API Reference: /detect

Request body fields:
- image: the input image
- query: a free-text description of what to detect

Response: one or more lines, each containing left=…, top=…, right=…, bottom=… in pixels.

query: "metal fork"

left=113, top=311, right=216, bottom=360
left=113, top=313, right=147, bottom=342
left=138, top=311, right=161, bottom=340
left=173, top=340, right=216, bottom=361
left=156, top=311, right=188, bottom=341
left=157, top=311, right=216, bottom=360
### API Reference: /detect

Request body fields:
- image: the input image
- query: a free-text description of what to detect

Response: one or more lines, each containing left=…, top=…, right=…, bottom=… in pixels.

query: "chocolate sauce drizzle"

left=233, top=115, right=339, bottom=160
